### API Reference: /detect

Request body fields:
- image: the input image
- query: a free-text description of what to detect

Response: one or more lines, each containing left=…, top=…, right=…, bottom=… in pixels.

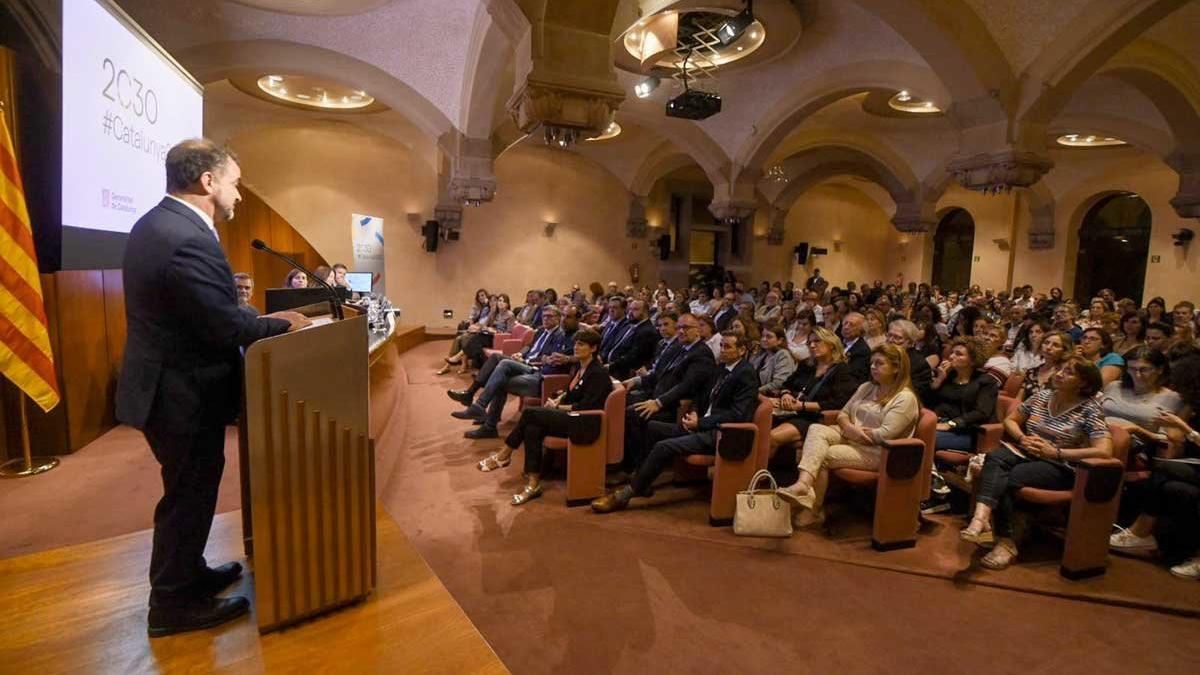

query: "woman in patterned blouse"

left=961, top=357, right=1113, bottom=570
left=1019, top=330, right=1074, bottom=401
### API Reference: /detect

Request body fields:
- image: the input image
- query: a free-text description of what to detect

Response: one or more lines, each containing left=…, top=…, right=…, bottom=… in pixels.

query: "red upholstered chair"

left=1002, top=373, right=1024, bottom=398
left=831, top=408, right=938, bottom=550
left=673, top=396, right=773, bottom=526
left=521, top=373, right=571, bottom=410
left=1013, top=423, right=1130, bottom=579
left=484, top=324, right=533, bottom=359
left=543, top=385, right=626, bottom=505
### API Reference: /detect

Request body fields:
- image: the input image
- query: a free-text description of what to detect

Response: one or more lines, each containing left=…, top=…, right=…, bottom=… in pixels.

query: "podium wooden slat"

left=243, top=311, right=374, bottom=633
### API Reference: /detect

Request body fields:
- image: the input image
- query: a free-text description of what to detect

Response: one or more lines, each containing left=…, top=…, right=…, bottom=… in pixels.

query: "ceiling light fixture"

left=586, top=122, right=622, bottom=142
left=543, top=125, right=579, bottom=149
left=1055, top=133, right=1127, bottom=147
left=887, top=90, right=941, bottom=114
left=716, top=0, right=754, bottom=47
left=634, top=76, right=660, bottom=98
left=255, top=74, right=376, bottom=110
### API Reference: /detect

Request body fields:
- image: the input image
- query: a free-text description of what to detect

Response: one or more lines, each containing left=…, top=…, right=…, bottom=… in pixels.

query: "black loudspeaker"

left=422, top=220, right=439, bottom=252
left=794, top=242, right=809, bottom=265
left=657, top=234, right=670, bottom=261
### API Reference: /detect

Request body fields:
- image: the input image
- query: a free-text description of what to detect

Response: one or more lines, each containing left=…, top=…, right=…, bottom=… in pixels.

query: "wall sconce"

left=544, top=220, right=558, bottom=237
left=832, top=239, right=843, bottom=252
left=993, top=237, right=1010, bottom=251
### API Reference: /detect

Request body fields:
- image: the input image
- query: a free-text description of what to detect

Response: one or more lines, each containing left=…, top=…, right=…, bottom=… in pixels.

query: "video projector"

left=665, top=89, right=722, bottom=120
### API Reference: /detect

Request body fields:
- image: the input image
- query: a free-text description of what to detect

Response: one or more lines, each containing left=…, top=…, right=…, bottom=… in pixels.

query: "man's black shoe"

left=920, top=497, right=952, bottom=515
left=193, top=561, right=243, bottom=598
left=465, top=426, right=498, bottom=439
left=148, top=596, right=250, bottom=638
left=447, top=389, right=474, bottom=406
left=451, top=404, right=486, bottom=420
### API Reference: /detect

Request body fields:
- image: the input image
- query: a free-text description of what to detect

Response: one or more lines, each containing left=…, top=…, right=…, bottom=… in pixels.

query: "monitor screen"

left=344, top=272, right=373, bottom=293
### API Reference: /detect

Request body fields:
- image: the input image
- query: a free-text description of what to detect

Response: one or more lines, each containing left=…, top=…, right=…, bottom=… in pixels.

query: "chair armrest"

left=541, top=374, right=571, bottom=399
left=880, top=438, right=925, bottom=480
left=1075, top=457, right=1124, bottom=503
left=820, top=410, right=839, bottom=425
left=498, top=338, right=523, bottom=355
left=975, top=423, right=1005, bottom=453
left=567, top=411, right=604, bottom=445
left=716, top=423, right=757, bottom=462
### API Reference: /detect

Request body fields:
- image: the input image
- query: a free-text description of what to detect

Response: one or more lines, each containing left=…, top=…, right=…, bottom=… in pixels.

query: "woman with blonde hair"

left=863, top=308, right=887, bottom=350
left=777, top=344, right=921, bottom=525
left=768, top=327, right=859, bottom=456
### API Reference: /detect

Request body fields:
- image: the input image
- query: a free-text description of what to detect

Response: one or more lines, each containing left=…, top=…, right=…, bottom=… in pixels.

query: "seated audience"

left=1010, top=320, right=1049, bottom=373
left=1144, top=321, right=1174, bottom=354
left=602, top=299, right=659, bottom=380
left=1079, top=327, right=1125, bottom=386
left=768, top=328, right=859, bottom=456
left=785, top=307, right=816, bottom=362
left=1172, top=301, right=1196, bottom=346
left=979, top=324, right=1014, bottom=388
left=960, top=358, right=1112, bottom=570
left=1051, top=303, right=1085, bottom=342
left=475, top=330, right=611, bottom=505
left=1019, top=330, right=1073, bottom=401
left=1101, top=346, right=1183, bottom=452
left=312, top=265, right=334, bottom=287
left=622, top=313, right=716, bottom=475
left=460, top=293, right=517, bottom=371
left=754, top=291, right=783, bottom=324
left=516, top=290, right=544, bottom=326
left=700, top=314, right=721, bottom=359
left=1109, top=352, right=1200, bottom=579
left=886, top=319, right=933, bottom=406
left=1114, top=311, right=1146, bottom=355
left=233, top=272, right=258, bottom=317
left=441, top=288, right=492, bottom=374
left=775, top=344, right=920, bottom=526
left=928, top=337, right=999, bottom=455
left=756, top=325, right=796, bottom=394
left=591, top=332, right=759, bottom=513
left=863, top=309, right=887, bottom=350
left=448, top=306, right=571, bottom=438
left=284, top=268, right=308, bottom=289
left=839, top=312, right=871, bottom=381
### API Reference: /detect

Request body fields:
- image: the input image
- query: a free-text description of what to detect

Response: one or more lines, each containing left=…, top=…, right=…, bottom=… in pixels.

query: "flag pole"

left=0, top=392, right=58, bottom=477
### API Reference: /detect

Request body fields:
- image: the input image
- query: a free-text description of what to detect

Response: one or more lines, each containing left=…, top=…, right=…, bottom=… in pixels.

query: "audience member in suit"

left=622, top=313, right=717, bottom=473
left=712, top=292, right=739, bottom=332
left=592, top=331, right=759, bottom=513
left=757, top=325, right=796, bottom=394
left=638, top=313, right=682, bottom=379
left=476, top=330, right=612, bottom=504
left=515, top=290, right=544, bottom=326
left=118, top=140, right=309, bottom=637
left=233, top=272, right=259, bottom=318
left=767, top=327, right=859, bottom=457
left=448, top=306, right=569, bottom=437
left=777, top=344, right=921, bottom=526
left=886, top=319, right=934, bottom=406
left=598, top=295, right=629, bottom=349
left=840, top=312, right=871, bottom=382
left=604, top=299, right=660, bottom=380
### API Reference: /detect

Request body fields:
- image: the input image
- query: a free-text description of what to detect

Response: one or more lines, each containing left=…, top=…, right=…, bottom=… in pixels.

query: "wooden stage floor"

left=0, top=506, right=507, bottom=674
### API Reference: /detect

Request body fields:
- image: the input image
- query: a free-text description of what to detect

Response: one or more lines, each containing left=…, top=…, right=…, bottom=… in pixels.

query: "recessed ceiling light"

left=1055, top=133, right=1126, bottom=147
left=888, top=90, right=941, bottom=113
left=586, top=121, right=622, bottom=142
left=623, top=12, right=766, bottom=68
left=256, top=75, right=376, bottom=110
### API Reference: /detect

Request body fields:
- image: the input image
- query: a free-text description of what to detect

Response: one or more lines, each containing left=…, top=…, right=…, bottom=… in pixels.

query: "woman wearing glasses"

left=767, top=327, right=859, bottom=458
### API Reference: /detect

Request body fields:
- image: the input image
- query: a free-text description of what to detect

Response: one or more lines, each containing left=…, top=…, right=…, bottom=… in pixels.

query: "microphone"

left=251, top=238, right=344, bottom=320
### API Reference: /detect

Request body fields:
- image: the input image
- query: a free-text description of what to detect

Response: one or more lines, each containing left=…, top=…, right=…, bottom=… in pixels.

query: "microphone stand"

left=251, top=239, right=344, bottom=320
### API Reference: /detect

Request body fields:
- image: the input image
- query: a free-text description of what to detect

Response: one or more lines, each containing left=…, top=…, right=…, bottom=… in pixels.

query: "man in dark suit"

left=597, top=295, right=629, bottom=354
left=711, top=292, right=738, bottom=332
left=592, top=331, right=759, bottom=513
left=117, top=140, right=309, bottom=637
left=620, top=313, right=716, bottom=473
left=840, top=312, right=871, bottom=382
left=886, top=319, right=933, bottom=406
left=233, top=272, right=259, bottom=318
left=604, top=299, right=659, bottom=380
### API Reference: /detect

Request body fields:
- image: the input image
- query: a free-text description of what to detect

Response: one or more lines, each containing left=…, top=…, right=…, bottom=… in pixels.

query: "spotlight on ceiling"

left=543, top=125, right=579, bottom=149
left=1055, top=133, right=1127, bottom=148
left=716, top=1, right=755, bottom=47
left=634, top=76, right=660, bottom=99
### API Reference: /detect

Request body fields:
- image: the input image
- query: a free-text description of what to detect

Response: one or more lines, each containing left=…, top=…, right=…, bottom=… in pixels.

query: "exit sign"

left=1150, top=255, right=1162, bottom=263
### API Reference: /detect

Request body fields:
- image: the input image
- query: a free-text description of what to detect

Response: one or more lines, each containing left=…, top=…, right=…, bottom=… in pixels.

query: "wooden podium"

left=239, top=304, right=376, bottom=633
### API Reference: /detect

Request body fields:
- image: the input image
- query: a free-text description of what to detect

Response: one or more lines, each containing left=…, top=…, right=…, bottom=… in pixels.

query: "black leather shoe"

left=447, top=389, right=474, bottom=405
left=451, top=404, right=486, bottom=420
left=465, top=426, right=499, bottom=439
left=148, top=596, right=250, bottom=638
left=194, top=562, right=243, bottom=597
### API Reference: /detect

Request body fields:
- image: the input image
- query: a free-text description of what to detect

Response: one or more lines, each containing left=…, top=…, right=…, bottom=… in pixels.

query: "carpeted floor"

left=4, top=339, right=1199, bottom=673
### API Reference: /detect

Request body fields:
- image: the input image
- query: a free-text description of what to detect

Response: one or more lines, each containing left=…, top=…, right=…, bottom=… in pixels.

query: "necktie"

left=529, top=330, right=549, bottom=358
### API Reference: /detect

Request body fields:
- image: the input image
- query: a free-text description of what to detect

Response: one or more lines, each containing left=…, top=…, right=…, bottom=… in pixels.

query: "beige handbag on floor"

left=733, top=470, right=793, bottom=537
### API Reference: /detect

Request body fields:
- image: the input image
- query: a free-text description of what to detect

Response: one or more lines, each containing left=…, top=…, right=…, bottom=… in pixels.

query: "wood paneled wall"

left=1, top=189, right=328, bottom=460
left=217, top=188, right=329, bottom=313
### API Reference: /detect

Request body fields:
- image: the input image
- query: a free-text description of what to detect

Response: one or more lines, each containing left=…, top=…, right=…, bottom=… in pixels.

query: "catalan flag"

left=0, top=113, right=59, bottom=412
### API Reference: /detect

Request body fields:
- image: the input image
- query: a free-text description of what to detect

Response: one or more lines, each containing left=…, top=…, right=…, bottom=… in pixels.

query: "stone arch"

left=1016, top=0, right=1189, bottom=128
left=177, top=39, right=454, bottom=140
left=846, top=0, right=1013, bottom=123
left=459, top=2, right=527, bottom=139
left=1064, top=190, right=1155, bottom=302
left=1098, top=42, right=1200, bottom=155
left=619, top=100, right=731, bottom=190
left=733, top=60, right=950, bottom=182
left=1047, top=113, right=1176, bottom=158
left=630, top=143, right=702, bottom=197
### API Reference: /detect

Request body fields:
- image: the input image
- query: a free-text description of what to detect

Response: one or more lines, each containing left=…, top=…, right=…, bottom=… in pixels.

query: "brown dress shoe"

left=591, top=486, right=633, bottom=513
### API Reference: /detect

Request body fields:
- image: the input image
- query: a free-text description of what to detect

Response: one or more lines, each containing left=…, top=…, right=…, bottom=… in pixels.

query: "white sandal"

left=477, top=454, right=510, bottom=472
left=512, top=484, right=542, bottom=505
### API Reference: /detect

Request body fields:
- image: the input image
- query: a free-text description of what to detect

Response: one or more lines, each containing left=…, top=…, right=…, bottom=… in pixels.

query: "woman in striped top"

left=961, top=357, right=1113, bottom=570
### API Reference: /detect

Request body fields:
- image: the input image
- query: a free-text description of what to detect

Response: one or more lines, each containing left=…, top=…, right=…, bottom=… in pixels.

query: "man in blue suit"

left=118, top=139, right=309, bottom=637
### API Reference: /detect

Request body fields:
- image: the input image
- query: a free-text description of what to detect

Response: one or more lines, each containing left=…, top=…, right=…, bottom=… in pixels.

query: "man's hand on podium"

left=264, top=311, right=313, bottom=332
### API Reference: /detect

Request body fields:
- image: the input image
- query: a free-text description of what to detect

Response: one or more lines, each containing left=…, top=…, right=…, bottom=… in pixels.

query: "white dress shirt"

left=166, top=194, right=219, bottom=242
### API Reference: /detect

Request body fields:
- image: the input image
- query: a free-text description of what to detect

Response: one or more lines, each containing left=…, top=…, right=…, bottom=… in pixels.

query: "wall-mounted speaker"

left=657, top=234, right=671, bottom=261
left=421, top=220, right=439, bottom=252
left=793, top=242, right=809, bottom=265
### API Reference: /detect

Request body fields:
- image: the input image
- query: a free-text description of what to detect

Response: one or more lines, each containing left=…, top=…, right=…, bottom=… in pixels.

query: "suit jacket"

left=560, top=359, right=613, bottom=411
left=907, top=347, right=934, bottom=407
left=843, top=337, right=871, bottom=382
left=648, top=337, right=682, bottom=375
left=712, top=306, right=737, bottom=332
left=641, top=341, right=716, bottom=411
left=599, top=317, right=629, bottom=356
left=780, top=361, right=860, bottom=412
left=695, top=359, right=760, bottom=432
left=523, top=327, right=569, bottom=374
left=117, top=198, right=290, bottom=432
left=606, top=319, right=659, bottom=380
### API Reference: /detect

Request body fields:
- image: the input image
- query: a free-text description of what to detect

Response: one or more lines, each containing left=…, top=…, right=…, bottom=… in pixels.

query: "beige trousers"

left=796, top=424, right=882, bottom=512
